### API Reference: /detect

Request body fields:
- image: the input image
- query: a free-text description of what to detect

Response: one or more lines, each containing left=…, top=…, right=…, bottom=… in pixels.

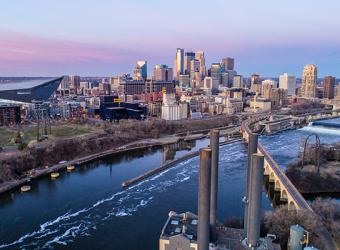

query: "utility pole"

left=36, top=117, right=39, bottom=142
left=49, top=119, right=51, bottom=134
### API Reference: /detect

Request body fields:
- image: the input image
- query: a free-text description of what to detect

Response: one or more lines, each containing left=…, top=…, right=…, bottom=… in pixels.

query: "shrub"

left=18, top=143, right=28, bottom=151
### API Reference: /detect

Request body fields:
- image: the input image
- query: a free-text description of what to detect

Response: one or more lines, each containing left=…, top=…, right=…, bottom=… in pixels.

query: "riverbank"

left=0, top=125, right=242, bottom=194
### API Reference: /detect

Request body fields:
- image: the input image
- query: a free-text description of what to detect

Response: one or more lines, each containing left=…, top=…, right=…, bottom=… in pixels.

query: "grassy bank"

left=0, top=116, right=239, bottom=184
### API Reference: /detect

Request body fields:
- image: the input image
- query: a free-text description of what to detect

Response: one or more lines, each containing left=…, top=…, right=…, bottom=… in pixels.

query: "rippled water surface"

left=1, top=120, right=339, bottom=249
left=0, top=138, right=273, bottom=250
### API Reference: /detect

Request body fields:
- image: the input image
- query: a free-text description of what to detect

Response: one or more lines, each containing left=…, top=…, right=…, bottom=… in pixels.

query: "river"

left=0, top=119, right=339, bottom=249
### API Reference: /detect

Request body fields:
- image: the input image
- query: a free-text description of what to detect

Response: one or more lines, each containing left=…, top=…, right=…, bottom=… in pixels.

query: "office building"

left=250, top=74, right=260, bottom=91
left=154, top=65, right=173, bottom=81
left=70, top=75, right=80, bottom=88
left=137, top=61, right=147, bottom=78
left=323, top=76, right=335, bottom=99
left=133, top=67, right=142, bottom=77
left=196, top=51, right=206, bottom=78
left=221, top=73, right=229, bottom=86
left=118, top=81, right=145, bottom=95
left=301, top=64, right=317, bottom=98
left=80, top=82, right=90, bottom=89
left=179, top=75, right=189, bottom=87
left=262, top=79, right=278, bottom=88
left=226, top=70, right=237, bottom=87
left=174, top=48, right=184, bottom=79
left=211, top=63, right=225, bottom=84
left=203, top=77, right=219, bottom=95
left=279, top=73, right=296, bottom=96
left=184, top=52, right=195, bottom=75
left=263, top=88, right=288, bottom=107
left=233, top=75, right=243, bottom=88
left=190, top=59, right=200, bottom=78
left=222, top=57, right=234, bottom=70
left=60, top=76, right=70, bottom=89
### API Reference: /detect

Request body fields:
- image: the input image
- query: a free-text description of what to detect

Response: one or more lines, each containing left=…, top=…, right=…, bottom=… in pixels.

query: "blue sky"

left=0, top=0, right=339, bottom=78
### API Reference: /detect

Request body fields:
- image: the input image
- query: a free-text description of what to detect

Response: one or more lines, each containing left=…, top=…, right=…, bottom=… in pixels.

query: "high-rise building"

left=196, top=51, right=206, bottom=78
left=184, top=52, right=195, bottom=75
left=203, top=77, right=219, bottom=95
left=279, top=73, right=296, bottom=96
left=323, top=76, right=335, bottom=99
left=190, top=59, right=200, bottom=77
left=70, top=75, right=80, bottom=89
left=133, top=67, right=142, bottom=77
left=301, top=64, right=317, bottom=98
left=211, top=63, right=225, bottom=84
left=226, top=70, right=237, bottom=87
left=137, top=61, right=147, bottom=78
left=233, top=75, right=243, bottom=88
left=60, top=75, right=70, bottom=89
left=154, top=65, right=173, bottom=81
left=179, top=75, right=189, bottom=87
left=250, top=74, right=260, bottom=92
left=221, top=73, right=229, bottom=86
left=222, top=57, right=234, bottom=70
left=174, top=48, right=184, bottom=79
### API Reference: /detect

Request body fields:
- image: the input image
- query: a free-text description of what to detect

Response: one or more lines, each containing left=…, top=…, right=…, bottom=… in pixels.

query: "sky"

left=0, top=0, right=340, bottom=78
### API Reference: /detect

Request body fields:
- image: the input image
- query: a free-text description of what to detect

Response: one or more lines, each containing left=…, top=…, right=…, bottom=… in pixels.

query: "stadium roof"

left=0, top=77, right=63, bottom=103
left=0, top=77, right=59, bottom=91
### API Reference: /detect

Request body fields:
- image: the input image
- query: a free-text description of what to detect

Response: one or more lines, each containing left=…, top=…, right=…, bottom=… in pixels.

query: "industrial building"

left=159, top=211, right=198, bottom=250
left=0, top=77, right=63, bottom=103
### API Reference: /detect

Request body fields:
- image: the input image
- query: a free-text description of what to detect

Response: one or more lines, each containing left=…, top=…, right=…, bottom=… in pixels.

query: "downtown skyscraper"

left=174, top=48, right=184, bottom=79
left=184, top=52, right=195, bottom=75
left=196, top=51, right=206, bottom=78
left=301, top=64, right=317, bottom=98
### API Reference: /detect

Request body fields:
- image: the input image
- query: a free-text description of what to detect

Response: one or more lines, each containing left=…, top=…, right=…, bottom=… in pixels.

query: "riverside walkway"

left=241, top=117, right=336, bottom=250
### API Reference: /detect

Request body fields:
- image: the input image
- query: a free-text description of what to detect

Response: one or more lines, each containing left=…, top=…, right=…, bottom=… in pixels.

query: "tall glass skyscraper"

left=137, top=61, right=147, bottom=79
left=185, top=52, right=195, bottom=75
left=174, top=48, right=184, bottom=78
left=196, top=51, right=206, bottom=78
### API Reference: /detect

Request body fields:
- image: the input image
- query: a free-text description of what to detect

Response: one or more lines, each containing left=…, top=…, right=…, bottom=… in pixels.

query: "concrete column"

left=210, top=130, right=219, bottom=242
left=198, top=148, right=212, bottom=250
left=244, top=133, right=258, bottom=237
left=247, top=153, right=264, bottom=247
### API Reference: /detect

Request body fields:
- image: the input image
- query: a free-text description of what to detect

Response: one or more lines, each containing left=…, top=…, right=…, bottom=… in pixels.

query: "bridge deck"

left=241, top=117, right=336, bottom=249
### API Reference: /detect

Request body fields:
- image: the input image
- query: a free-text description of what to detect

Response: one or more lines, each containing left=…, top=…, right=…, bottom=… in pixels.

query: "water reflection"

left=263, top=175, right=286, bottom=208
left=162, top=140, right=196, bottom=163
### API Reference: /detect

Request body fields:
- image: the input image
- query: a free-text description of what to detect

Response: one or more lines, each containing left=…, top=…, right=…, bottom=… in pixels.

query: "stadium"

left=0, top=77, right=63, bottom=103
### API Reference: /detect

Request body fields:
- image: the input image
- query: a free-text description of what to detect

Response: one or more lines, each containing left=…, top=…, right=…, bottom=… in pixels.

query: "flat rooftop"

left=160, top=212, right=198, bottom=242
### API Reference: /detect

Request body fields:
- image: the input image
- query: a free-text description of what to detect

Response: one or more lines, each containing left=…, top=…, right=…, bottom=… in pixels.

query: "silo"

left=289, top=224, right=304, bottom=250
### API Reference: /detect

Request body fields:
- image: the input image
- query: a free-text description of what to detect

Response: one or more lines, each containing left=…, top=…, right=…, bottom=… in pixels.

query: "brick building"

left=0, top=106, right=21, bottom=125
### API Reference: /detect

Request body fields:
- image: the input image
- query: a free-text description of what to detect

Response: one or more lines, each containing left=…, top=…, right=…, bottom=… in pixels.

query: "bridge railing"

left=241, top=117, right=316, bottom=214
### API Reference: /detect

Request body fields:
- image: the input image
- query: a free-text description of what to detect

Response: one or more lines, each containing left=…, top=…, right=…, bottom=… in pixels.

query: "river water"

left=0, top=119, right=339, bottom=249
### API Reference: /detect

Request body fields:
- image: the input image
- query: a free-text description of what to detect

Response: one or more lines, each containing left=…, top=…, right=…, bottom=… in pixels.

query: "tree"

left=264, top=204, right=326, bottom=249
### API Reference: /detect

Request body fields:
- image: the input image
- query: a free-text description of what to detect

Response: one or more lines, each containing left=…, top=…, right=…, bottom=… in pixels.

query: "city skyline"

left=1, top=0, right=340, bottom=77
